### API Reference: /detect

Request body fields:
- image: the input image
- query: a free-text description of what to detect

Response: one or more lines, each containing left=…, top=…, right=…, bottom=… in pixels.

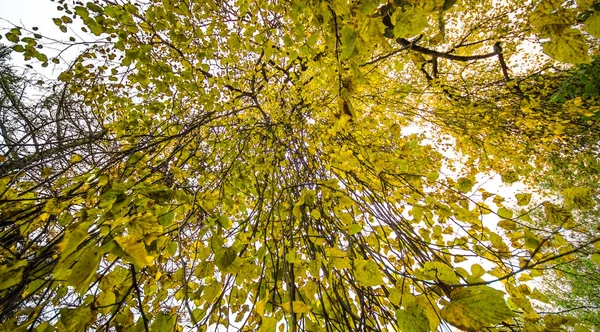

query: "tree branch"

left=395, top=37, right=498, bottom=62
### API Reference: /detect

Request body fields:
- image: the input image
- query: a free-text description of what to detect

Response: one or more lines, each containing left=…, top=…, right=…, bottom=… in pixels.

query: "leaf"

left=214, top=246, right=237, bottom=270
left=256, top=292, right=269, bottom=316
left=515, top=193, right=532, bottom=206
left=69, top=245, right=102, bottom=293
left=455, top=177, right=474, bottom=193
left=258, top=317, right=278, bottom=332
left=443, top=0, right=458, bottom=10
left=310, top=209, right=321, bottom=219
left=415, top=295, right=441, bottom=331
left=562, top=187, right=595, bottom=210
left=591, top=253, right=600, bottom=266
left=584, top=12, right=600, bottom=38
left=58, top=222, right=89, bottom=257
left=150, top=312, right=177, bottom=332
left=395, top=301, right=430, bottom=332
left=11, top=45, right=25, bottom=53
left=348, top=223, right=362, bottom=235
left=71, top=154, right=83, bottom=163
left=86, top=2, right=103, bottom=14
left=0, top=260, right=27, bottom=291
left=392, top=8, right=429, bottom=39
left=340, top=25, right=358, bottom=60
left=542, top=29, right=590, bottom=64
left=470, top=264, right=486, bottom=279
left=441, top=286, right=514, bottom=331
left=57, top=307, right=92, bottom=331
left=498, top=207, right=513, bottom=219
left=114, top=236, right=153, bottom=268
left=41, top=167, right=53, bottom=178
left=422, top=261, right=459, bottom=284
left=96, top=291, right=116, bottom=314
left=281, top=301, right=312, bottom=313
left=530, top=288, right=551, bottom=303
left=354, top=258, right=384, bottom=287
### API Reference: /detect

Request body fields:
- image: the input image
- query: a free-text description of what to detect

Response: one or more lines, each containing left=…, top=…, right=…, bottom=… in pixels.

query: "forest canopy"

left=1, top=0, right=600, bottom=331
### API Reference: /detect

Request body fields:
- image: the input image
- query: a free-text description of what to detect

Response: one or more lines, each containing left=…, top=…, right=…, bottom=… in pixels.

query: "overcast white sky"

left=1, top=0, right=79, bottom=78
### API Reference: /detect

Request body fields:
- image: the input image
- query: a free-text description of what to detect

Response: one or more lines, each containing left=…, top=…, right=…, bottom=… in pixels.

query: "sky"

left=0, top=0, right=79, bottom=78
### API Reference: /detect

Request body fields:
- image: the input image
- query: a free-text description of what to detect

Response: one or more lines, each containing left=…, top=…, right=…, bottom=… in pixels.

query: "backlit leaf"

left=354, top=258, right=384, bottom=287
left=542, top=29, right=590, bottom=64
left=441, top=286, right=514, bottom=331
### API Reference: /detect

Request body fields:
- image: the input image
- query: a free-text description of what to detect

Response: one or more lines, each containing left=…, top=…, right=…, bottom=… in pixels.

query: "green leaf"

left=455, top=177, right=474, bottom=193
left=258, top=317, right=277, bottom=332
left=530, top=288, right=551, bottom=303
left=310, top=209, right=321, bottom=219
left=395, top=301, right=430, bottom=332
left=11, top=45, right=25, bottom=53
left=74, top=6, right=90, bottom=19
left=348, top=223, right=362, bottom=235
left=69, top=245, right=102, bottom=293
left=58, top=222, right=89, bottom=257
left=470, top=264, right=486, bottom=279
left=443, top=0, right=458, bottom=10
left=441, top=286, right=514, bottom=331
left=86, top=2, right=104, bottom=14
left=57, top=307, right=92, bottom=331
left=0, top=260, right=27, bottom=291
left=340, top=25, right=358, bottom=60
left=392, top=8, right=429, bottom=39
left=71, top=154, right=83, bottom=163
left=150, top=312, right=176, bottom=332
left=214, top=246, right=237, bottom=270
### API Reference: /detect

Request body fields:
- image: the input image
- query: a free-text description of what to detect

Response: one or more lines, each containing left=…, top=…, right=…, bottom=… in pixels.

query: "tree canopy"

left=1, top=0, right=600, bottom=331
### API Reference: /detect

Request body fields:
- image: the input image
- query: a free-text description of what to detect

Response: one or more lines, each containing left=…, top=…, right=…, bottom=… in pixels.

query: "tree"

left=1, top=0, right=600, bottom=331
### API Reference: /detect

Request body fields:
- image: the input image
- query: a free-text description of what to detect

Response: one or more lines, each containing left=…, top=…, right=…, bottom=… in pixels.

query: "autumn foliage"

left=1, top=0, right=600, bottom=331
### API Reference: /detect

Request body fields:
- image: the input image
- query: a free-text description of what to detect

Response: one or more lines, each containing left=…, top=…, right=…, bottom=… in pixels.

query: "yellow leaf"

left=441, top=286, right=514, bottom=331
left=530, top=288, right=550, bottom=303
left=470, top=264, right=486, bottom=279
left=542, top=29, right=590, bottom=64
left=310, top=209, right=321, bottom=219
left=281, top=301, right=312, bottom=314
left=392, top=7, right=428, bottom=39
left=416, top=295, right=441, bottom=332
left=71, top=154, right=83, bottom=163
left=515, top=193, right=532, bottom=206
left=591, top=253, right=600, bottom=266
left=390, top=123, right=401, bottom=138
left=258, top=317, right=277, bottom=332
left=354, top=258, right=384, bottom=287
left=422, top=261, right=459, bottom=284
left=58, top=222, right=89, bottom=257
left=114, top=236, right=153, bottom=268
left=256, top=291, right=270, bottom=316
left=584, top=12, right=600, bottom=38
